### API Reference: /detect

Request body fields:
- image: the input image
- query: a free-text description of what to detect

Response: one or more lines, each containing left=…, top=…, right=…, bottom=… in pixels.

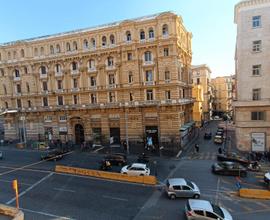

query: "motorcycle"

left=247, top=161, right=261, bottom=172
left=137, top=153, right=150, bottom=163
left=99, top=160, right=112, bottom=171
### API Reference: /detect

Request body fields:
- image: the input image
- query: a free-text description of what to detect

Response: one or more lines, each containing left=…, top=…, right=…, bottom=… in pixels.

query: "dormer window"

left=140, top=30, right=145, bottom=40
left=102, top=36, right=107, bottom=46
left=107, top=57, right=114, bottom=66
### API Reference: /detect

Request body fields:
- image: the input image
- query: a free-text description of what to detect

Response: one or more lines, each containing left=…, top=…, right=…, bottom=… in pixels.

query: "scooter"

left=99, top=161, right=112, bottom=171
left=247, top=161, right=261, bottom=172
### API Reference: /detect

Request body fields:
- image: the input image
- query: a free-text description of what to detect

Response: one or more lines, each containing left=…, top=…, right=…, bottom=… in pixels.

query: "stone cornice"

left=234, top=0, right=270, bottom=23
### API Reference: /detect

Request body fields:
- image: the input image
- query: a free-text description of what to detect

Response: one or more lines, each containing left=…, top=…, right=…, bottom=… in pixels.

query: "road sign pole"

left=12, top=179, right=19, bottom=209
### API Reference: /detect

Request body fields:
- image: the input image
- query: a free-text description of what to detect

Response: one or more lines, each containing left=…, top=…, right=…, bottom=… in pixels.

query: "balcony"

left=143, top=60, right=154, bottom=66
left=106, top=65, right=115, bottom=71
left=13, top=76, right=21, bottom=81
left=162, top=34, right=169, bottom=39
left=89, top=86, right=97, bottom=90
left=71, top=88, right=80, bottom=92
left=40, top=73, right=48, bottom=79
left=233, top=99, right=270, bottom=107
left=88, top=67, right=97, bottom=73
left=144, top=81, right=155, bottom=86
left=55, top=89, right=64, bottom=93
left=107, top=84, right=116, bottom=89
left=71, top=70, right=79, bottom=75
left=55, top=71, right=63, bottom=77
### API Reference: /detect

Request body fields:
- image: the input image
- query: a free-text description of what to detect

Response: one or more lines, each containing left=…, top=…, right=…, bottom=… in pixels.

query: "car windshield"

left=126, top=165, right=131, bottom=169
left=186, top=180, right=194, bottom=189
left=211, top=204, right=224, bottom=218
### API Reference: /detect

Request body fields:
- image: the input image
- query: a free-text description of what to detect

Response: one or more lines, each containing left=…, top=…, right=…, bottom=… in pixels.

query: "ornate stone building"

left=234, top=0, right=270, bottom=152
left=0, top=12, right=193, bottom=147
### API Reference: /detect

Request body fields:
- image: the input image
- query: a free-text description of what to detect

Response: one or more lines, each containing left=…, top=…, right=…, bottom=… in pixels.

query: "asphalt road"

left=0, top=120, right=269, bottom=219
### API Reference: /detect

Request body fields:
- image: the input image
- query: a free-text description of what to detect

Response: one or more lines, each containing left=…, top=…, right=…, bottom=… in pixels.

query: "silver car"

left=165, top=178, right=200, bottom=199
left=185, top=199, right=233, bottom=220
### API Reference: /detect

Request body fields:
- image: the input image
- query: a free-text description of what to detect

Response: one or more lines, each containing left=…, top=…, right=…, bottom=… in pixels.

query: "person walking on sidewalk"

left=195, top=144, right=199, bottom=153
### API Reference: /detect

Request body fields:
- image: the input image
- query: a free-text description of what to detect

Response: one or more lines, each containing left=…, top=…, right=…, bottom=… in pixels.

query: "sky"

left=0, top=0, right=240, bottom=77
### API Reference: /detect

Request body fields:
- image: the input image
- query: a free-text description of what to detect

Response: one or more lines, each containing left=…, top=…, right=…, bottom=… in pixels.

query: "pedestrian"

left=195, top=144, right=199, bottom=153
left=218, top=147, right=222, bottom=154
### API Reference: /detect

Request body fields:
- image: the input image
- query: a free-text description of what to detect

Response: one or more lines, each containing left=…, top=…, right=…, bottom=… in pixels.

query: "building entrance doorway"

left=75, top=124, right=84, bottom=145
left=109, top=128, right=120, bottom=145
left=145, top=126, right=159, bottom=149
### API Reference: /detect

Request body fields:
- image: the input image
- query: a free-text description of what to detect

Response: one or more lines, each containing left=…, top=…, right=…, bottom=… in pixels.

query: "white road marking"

left=102, top=195, right=128, bottom=201
left=6, top=172, right=53, bottom=205
left=0, top=178, right=32, bottom=186
left=176, top=150, right=182, bottom=158
left=53, top=188, right=75, bottom=193
left=93, top=147, right=104, bottom=153
left=0, top=165, right=51, bottom=173
left=20, top=207, right=75, bottom=219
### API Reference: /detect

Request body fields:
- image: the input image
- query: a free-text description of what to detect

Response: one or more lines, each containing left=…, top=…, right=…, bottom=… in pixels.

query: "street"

left=0, top=121, right=269, bottom=220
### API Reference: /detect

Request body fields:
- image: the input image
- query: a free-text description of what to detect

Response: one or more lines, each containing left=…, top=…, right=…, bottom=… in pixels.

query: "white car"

left=121, top=163, right=150, bottom=176
left=185, top=199, right=233, bottom=220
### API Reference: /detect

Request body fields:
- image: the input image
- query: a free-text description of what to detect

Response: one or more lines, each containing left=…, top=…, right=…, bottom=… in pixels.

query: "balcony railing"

left=88, top=67, right=97, bottom=73
left=71, top=70, right=79, bottom=75
left=13, top=76, right=21, bottom=81
left=143, top=60, right=154, bottom=66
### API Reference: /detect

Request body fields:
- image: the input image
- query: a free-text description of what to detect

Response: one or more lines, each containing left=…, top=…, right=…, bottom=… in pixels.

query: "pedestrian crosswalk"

left=183, top=152, right=217, bottom=160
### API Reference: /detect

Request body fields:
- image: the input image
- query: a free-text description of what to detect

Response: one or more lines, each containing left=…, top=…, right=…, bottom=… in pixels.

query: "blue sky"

left=0, top=0, right=240, bottom=77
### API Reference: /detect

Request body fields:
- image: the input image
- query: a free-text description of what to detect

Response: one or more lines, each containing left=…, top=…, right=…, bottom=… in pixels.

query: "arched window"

left=144, top=51, right=152, bottom=61
left=71, top=61, right=78, bottom=71
left=89, top=59, right=95, bottom=69
left=40, top=47, right=44, bottom=56
left=110, top=35, right=115, bottom=45
left=55, top=64, right=61, bottom=73
left=20, top=49, right=25, bottom=58
left=56, top=44, right=61, bottom=53
left=162, top=24, right=169, bottom=36
left=66, top=42, right=71, bottom=51
left=3, top=85, right=7, bottom=95
left=24, top=66, right=28, bottom=74
left=126, top=31, right=131, bottom=42
left=91, top=38, right=96, bottom=48
left=149, top=28, right=154, bottom=39
left=83, top=39, right=88, bottom=49
left=26, top=82, right=30, bottom=93
left=13, top=51, right=17, bottom=59
left=40, top=66, right=47, bottom=75
left=102, top=36, right=107, bottom=46
left=73, top=41, right=78, bottom=51
left=7, top=52, right=11, bottom=60
left=140, top=30, right=145, bottom=40
left=14, top=69, right=20, bottom=77
left=107, top=57, right=114, bottom=66
left=50, top=45, right=54, bottom=54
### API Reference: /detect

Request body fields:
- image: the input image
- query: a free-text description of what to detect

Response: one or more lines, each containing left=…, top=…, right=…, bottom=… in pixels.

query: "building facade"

left=191, top=64, right=212, bottom=121
left=212, top=76, right=233, bottom=117
left=234, top=0, right=270, bottom=152
left=0, top=12, right=193, bottom=148
left=192, top=84, right=203, bottom=127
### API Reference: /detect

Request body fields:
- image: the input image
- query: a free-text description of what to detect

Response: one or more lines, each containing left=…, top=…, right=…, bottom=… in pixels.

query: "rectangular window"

left=127, top=52, right=132, bottom=61
left=90, top=76, right=96, bottom=86
left=146, top=89, right=153, bottom=101
left=17, top=99, right=22, bottom=108
left=252, top=88, right=261, bottom=100
left=252, top=40, right=261, bottom=52
left=164, top=48, right=169, bottom=56
left=59, top=115, right=67, bottom=122
left=165, top=90, right=171, bottom=100
left=16, top=84, right=21, bottom=93
left=42, top=81, right=48, bottom=91
left=41, top=66, right=46, bottom=75
left=43, top=97, right=48, bottom=107
left=129, top=93, right=133, bottom=101
left=58, top=96, right=63, bottom=105
left=73, top=78, right=78, bottom=88
left=252, top=65, right=261, bottom=76
left=165, top=71, right=170, bottom=81
left=109, top=92, right=115, bottom=103
left=145, top=70, right=153, bottom=82
left=197, top=78, right=200, bottom=84
left=251, top=112, right=265, bottom=120
left=252, top=16, right=261, bottom=28
left=128, top=72, right=133, bottom=83
left=73, top=95, right=78, bottom=105
left=109, top=74, right=115, bottom=85
left=57, top=80, right=62, bottom=90
left=28, top=100, right=31, bottom=108
left=91, top=93, right=97, bottom=103
left=56, top=64, right=61, bottom=73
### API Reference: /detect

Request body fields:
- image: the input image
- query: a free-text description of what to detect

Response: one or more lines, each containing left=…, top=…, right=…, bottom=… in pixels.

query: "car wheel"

left=193, top=194, right=200, bottom=199
left=170, top=194, right=176, bottom=200
left=140, top=174, right=144, bottom=176
left=123, top=172, right=127, bottom=175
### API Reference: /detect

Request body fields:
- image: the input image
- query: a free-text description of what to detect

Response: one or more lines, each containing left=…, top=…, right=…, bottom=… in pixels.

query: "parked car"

left=217, top=127, right=224, bottom=132
left=212, top=161, right=247, bottom=177
left=40, top=149, right=63, bottom=161
left=216, top=131, right=224, bottom=136
left=217, top=153, right=250, bottom=166
left=213, top=116, right=220, bottom=120
left=165, top=178, right=200, bottom=199
left=264, top=172, right=270, bottom=188
left=104, top=153, right=127, bottom=166
left=185, top=199, right=233, bottom=220
left=121, top=163, right=150, bottom=176
left=204, top=131, right=212, bottom=139
left=214, top=135, right=223, bottom=144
